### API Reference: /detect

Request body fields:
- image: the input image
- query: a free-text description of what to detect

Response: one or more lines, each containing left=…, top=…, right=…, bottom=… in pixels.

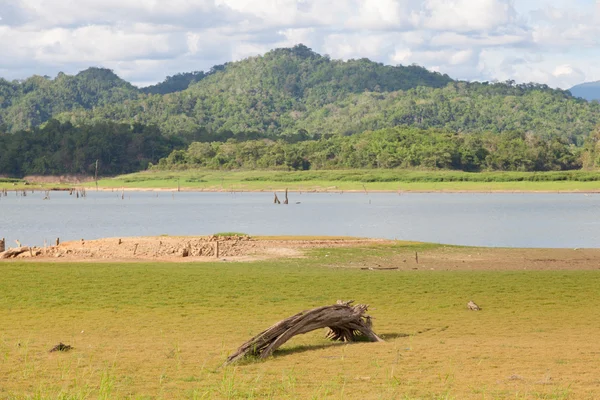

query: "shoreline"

left=3, top=235, right=600, bottom=270
left=4, top=186, right=600, bottom=194
left=55, top=186, right=600, bottom=194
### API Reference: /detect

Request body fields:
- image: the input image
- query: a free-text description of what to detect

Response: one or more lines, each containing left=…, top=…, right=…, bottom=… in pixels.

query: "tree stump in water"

left=225, top=301, right=383, bottom=364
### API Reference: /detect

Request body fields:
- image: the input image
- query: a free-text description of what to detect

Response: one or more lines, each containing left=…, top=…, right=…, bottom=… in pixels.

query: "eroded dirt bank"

left=2, top=236, right=600, bottom=271
left=0, top=236, right=388, bottom=263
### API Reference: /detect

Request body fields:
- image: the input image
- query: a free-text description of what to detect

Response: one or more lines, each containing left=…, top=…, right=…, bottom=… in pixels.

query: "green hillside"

left=53, top=45, right=600, bottom=145
left=0, top=68, right=139, bottom=132
left=2, top=44, right=600, bottom=177
left=56, top=45, right=453, bottom=137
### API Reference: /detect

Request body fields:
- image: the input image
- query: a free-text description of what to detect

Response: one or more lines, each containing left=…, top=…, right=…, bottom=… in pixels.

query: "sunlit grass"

left=4, top=169, right=600, bottom=192
left=2, top=244, right=600, bottom=398
left=93, top=169, right=600, bottom=192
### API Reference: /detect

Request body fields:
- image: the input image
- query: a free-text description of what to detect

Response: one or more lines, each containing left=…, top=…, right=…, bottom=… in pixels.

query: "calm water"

left=1, top=190, right=600, bottom=248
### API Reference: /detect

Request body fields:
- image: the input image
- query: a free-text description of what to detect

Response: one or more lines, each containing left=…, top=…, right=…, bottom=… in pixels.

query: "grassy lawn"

left=93, top=169, right=600, bottom=192
left=2, top=245, right=599, bottom=399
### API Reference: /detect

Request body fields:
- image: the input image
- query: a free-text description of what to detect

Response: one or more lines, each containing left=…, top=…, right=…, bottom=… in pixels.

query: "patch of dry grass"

left=1, top=247, right=599, bottom=399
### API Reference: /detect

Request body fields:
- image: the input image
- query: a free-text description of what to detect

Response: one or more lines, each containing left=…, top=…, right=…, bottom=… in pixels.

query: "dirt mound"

left=3, top=236, right=384, bottom=263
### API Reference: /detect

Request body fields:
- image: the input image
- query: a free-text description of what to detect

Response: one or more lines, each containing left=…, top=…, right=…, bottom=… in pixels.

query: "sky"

left=0, top=0, right=599, bottom=89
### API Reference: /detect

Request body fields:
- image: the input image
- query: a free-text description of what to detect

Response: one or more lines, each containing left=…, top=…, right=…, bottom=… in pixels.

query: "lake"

left=1, top=190, right=600, bottom=248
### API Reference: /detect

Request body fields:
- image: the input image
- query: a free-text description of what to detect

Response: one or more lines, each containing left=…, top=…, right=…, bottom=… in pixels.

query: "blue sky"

left=0, top=0, right=599, bottom=89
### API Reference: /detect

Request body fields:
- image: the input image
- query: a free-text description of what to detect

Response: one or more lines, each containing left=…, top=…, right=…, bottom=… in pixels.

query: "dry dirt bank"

left=2, top=236, right=600, bottom=271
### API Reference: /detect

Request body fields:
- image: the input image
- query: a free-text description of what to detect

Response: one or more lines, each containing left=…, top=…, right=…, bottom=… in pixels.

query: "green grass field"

left=2, top=244, right=600, bottom=399
left=3, top=170, right=600, bottom=192
left=93, top=169, right=600, bottom=192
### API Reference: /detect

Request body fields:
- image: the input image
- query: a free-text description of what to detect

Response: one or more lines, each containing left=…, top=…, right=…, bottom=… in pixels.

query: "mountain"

left=0, top=67, right=139, bottom=132
left=1, top=44, right=600, bottom=147
left=56, top=45, right=600, bottom=145
left=569, top=81, right=600, bottom=101
left=4, top=44, right=600, bottom=176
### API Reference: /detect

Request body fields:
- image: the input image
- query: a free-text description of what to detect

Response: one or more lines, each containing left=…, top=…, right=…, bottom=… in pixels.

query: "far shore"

left=3, top=168, right=600, bottom=193
left=3, top=184, right=600, bottom=194
left=85, top=186, right=600, bottom=194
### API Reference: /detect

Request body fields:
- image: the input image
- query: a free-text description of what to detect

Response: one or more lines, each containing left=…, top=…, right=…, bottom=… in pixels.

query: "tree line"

left=0, top=120, right=181, bottom=177
left=153, top=126, right=585, bottom=172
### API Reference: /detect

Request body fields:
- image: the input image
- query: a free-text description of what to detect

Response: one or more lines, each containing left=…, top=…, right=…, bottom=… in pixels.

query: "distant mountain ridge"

left=0, top=45, right=453, bottom=133
left=0, top=44, right=599, bottom=146
left=569, top=81, right=600, bottom=101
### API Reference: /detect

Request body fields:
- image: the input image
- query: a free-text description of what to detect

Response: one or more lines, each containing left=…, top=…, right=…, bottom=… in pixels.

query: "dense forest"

left=1, top=44, right=600, bottom=177
left=54, top=46, right=600, bottom=144
left=153, top=127, right=584, bottom=172
left=0, top=68, right=139, bottom=132
left=0, top=120, right=180, bottom=176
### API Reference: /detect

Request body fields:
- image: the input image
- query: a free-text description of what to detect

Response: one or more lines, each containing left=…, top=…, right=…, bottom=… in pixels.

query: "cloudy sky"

left=0, top=0, right=599, bottom=89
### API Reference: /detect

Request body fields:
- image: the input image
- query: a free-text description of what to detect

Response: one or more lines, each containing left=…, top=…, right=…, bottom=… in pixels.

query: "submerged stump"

left=225, top=300, right=383, bottom=364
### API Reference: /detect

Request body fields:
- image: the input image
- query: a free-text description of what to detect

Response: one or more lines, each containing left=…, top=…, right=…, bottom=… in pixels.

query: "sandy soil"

left=1, top=236, right=389, bottom=263
left=3, top=235, right=600, bottom=271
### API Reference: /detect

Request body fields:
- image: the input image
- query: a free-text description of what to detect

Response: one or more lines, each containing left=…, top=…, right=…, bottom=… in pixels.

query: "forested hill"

left=54, top=44, right=456, bottom=139
left=1, top=45, right=600, bottom=145
left=0, top=68, right=139, bottom=132
left=54, top=45, right=599, bottom=144
left=3, top=44, right=600, bottom=177
left=0, top=45, right=452, bottom=134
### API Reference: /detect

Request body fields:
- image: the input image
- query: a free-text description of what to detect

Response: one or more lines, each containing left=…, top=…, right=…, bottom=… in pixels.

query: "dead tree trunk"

left=95, top=159, right=99, bottom=191
left=225, top=301, right=383, bottom=364
left=0, top=247, right=31, bottom=259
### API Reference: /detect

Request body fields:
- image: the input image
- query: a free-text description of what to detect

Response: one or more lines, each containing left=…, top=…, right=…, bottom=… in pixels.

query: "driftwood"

left=0, top=247, right=31, bottom=259
left=226, top=301, right=383, bottom=364
left=467, top=300, right=482, bottom=311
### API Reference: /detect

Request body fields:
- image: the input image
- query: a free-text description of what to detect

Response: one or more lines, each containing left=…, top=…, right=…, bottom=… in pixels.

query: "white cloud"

left=552, top=64, right=586, bottom=87
left=422, top=0, right=517, bottom=32
left=0, top=0, right=599, bottom=88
